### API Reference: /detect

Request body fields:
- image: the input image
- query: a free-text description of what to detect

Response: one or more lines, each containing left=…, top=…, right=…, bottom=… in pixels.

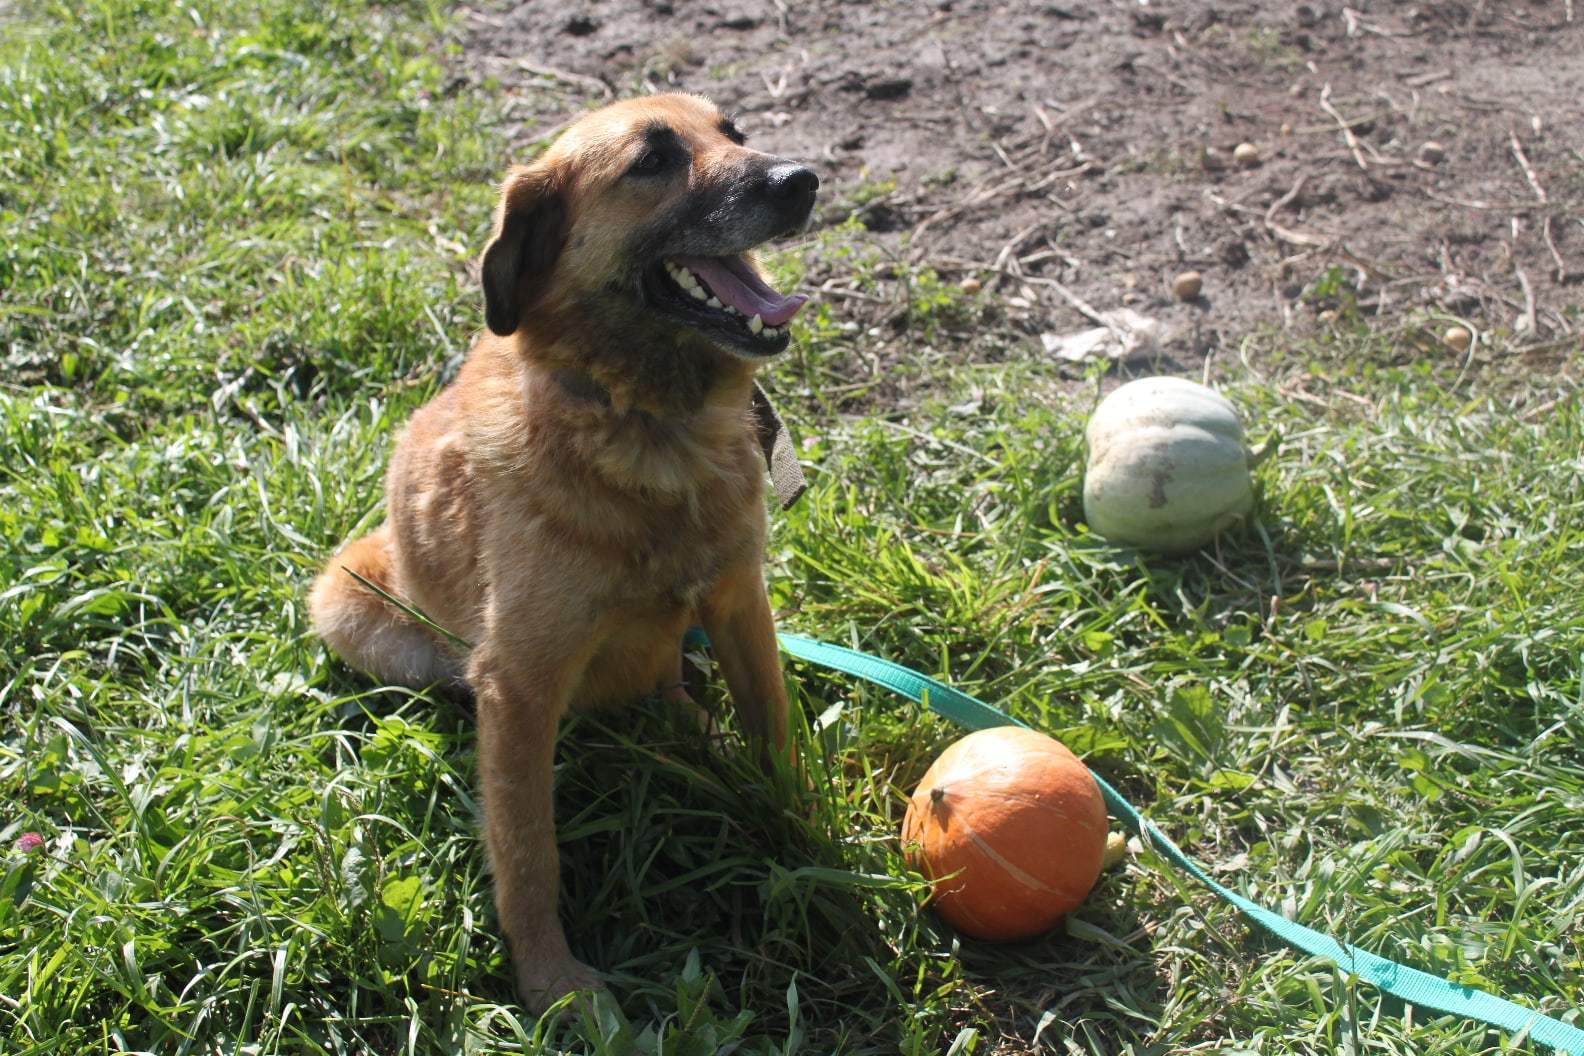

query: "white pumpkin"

left=1082, top=377, right=1254, bottom=553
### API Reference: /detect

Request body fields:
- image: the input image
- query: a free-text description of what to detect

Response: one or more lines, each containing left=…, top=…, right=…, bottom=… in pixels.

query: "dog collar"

left=549, top=368, right=807, bottom=510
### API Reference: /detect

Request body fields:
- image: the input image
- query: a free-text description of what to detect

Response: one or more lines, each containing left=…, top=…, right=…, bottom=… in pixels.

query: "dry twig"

left=1294, top=109, right=1389, bottom=135
left=509, top=59, right=613, bottom=101
left=1521, top=395, right=1564, bottom=422
left=1541, top=216, right=1570, bottom=283
left=991, top=223, right=1043, bottom=274
left=1319, top=84, right=1372, bottom=171
left=1508, top=131, right=1548, bottom=204
left=1513, top=265, right=1538, bottom=334
left=1262, top=175, right=1331, bottom=247
left=1020, top=275, right=1116, bottom=332
left=1421, top=188, right=1539, bottom=213
left=909, top=154, right=1087, bottom=246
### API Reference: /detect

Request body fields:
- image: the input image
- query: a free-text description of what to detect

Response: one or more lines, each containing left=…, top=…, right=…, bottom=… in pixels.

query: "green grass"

left=3, top=0, right=1582, bottom=1052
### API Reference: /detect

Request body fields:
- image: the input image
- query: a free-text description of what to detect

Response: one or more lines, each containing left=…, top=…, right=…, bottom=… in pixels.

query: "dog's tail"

left=307, top=527, right=467, bottom=694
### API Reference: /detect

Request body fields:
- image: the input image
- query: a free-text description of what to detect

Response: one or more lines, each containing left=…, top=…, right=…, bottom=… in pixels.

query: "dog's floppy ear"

left=481, top=164, right=568, bottom=336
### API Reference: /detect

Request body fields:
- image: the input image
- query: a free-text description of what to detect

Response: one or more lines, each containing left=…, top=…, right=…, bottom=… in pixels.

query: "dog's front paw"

left=515, top=954, right=605, bottom=1015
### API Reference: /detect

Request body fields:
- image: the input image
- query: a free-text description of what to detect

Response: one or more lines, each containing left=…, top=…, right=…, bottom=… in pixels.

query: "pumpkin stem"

left=929, top=785, right=946, bottom=804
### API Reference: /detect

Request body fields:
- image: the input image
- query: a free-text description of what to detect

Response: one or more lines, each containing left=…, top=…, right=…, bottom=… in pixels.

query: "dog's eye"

left=631, top=150, right=667, bottom=176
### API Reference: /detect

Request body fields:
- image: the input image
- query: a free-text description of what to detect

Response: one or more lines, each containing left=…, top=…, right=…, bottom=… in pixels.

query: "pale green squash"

left=1082, top=377, right=1254, bottom=553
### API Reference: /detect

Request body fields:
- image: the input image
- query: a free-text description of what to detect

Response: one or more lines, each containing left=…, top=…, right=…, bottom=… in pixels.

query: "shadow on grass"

left=311, top=651, right=1177, bottom=1051
left=550, top=703, right=909, bottom=1037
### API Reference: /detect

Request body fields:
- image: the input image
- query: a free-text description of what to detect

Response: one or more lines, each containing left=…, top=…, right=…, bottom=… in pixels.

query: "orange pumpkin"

left=901, top=726, right=1107, bottom=941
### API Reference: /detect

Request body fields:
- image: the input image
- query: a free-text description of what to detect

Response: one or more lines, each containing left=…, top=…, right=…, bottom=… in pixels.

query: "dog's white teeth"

left=690, top=285, right=707, bottom=300
left=748, top=314, right=763, bottom=334
left=706, top=296, right=722, bottom=309
left=673, top=265, right=698, bottom=289
left=762, top=326, right=780, bottom=338
left=724, top=305, right=741, bottom=316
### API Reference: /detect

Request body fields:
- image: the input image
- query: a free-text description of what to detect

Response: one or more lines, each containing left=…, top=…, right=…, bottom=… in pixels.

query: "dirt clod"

left=862, top=77, right=913, bottom=101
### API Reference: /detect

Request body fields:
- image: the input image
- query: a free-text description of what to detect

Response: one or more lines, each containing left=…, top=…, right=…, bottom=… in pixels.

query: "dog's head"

left=481, top=94, right=818, bottom=361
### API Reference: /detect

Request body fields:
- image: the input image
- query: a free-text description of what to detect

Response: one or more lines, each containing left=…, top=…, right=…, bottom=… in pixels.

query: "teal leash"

left=771, top=632, right=1584, bottom=1053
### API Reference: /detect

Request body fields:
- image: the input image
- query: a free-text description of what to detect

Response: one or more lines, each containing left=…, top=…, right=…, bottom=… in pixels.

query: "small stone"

left=1233, top=142, right=1262, bottom=168
left=1279, top=121, right=1293, bottom=137
left=1173, top=270, right=1203, bottom=301
left=958, top=277, right=983, bottom=294
left=1442, top=325, right=1472, bottom=352
left=1419, top=140, right=1446, bottom=165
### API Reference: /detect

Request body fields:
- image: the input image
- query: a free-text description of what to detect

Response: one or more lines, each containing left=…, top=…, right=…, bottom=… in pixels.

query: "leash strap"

left=774, top=632, right=1584, bottom=1053
left=750, top=383, right=807, bottom=511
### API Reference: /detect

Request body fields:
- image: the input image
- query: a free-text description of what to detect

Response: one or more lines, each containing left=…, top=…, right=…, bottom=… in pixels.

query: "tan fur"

left=307, top=94, right=809, bottom=1011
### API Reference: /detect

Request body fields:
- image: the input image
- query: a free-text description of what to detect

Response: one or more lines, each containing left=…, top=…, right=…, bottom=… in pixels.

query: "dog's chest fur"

left=566, top=425, right=762, bottom=610
left=619, top=497, right=747, bottom=609
left=461, top=350, right=766, bottom=615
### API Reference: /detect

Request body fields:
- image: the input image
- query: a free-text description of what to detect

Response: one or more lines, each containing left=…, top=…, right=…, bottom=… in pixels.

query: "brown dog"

left=307, top=94, right=817, bottom=1010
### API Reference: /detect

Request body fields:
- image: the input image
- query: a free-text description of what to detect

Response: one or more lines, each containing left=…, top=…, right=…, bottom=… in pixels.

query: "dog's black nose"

left=765, top=163, right=818, bottom=215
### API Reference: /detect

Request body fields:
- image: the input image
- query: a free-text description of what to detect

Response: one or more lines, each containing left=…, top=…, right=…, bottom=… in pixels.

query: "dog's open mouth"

left=647, top=254, right=808, bottom=356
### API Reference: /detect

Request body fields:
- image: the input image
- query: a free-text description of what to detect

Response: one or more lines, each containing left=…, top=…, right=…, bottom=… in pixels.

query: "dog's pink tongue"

left=676, top=255, right=808, bottom=327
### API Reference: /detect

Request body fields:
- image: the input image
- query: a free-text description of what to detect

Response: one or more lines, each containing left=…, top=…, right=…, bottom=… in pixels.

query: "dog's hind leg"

left=308, top=527, right=467, bottom=693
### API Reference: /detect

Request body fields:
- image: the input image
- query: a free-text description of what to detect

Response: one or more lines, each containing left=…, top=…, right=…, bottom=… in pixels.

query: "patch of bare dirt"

left=459, top=0, right=1583, bottom=385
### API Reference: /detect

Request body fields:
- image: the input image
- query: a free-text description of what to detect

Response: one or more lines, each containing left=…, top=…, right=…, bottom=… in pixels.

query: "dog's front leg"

left=468, top=630, right=602, bottom=1012
left=700, top=559, right=791, bottom=761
